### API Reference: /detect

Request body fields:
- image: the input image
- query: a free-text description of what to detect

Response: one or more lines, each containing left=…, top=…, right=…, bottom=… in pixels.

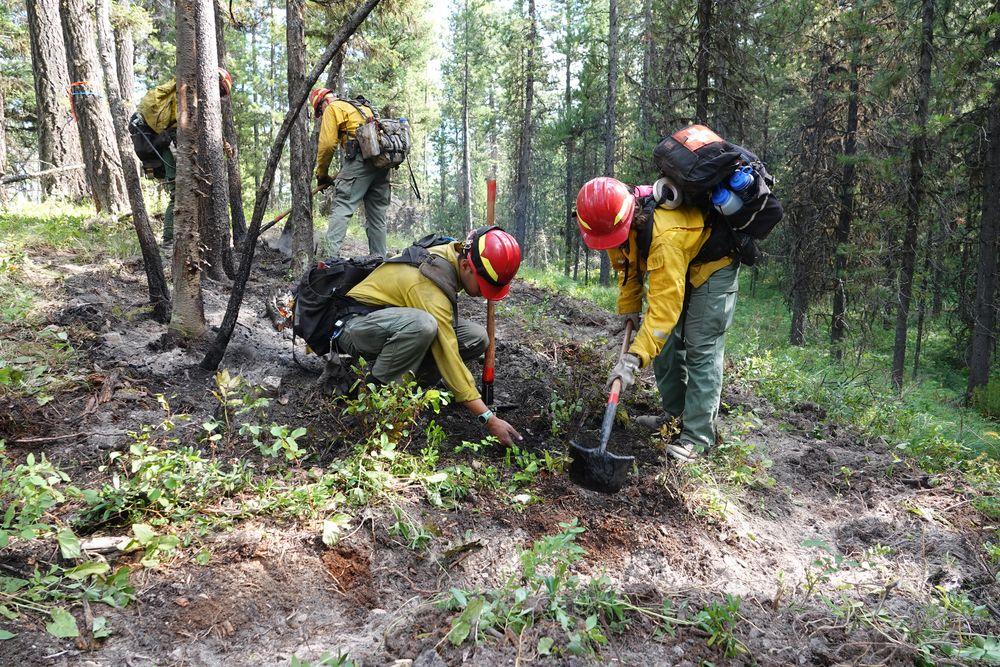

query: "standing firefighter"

left=128, top=68, right=233, bottom=244
left=576, top=174, right=776, bottom=462
left=311, top=89, right=402, bottom=258
left=337, top=227, right=524, bottom=446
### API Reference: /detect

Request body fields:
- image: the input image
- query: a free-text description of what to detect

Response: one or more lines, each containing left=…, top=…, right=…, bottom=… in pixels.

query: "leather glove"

left=614, top=312, right=640, bottom=334
left=317, top=173, right=336, bottom=187
left=607, top=353, right=641, bottom=391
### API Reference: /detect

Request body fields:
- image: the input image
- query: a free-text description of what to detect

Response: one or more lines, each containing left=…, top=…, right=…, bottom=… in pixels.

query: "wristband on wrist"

left=478, top=409, right=494, bottom=425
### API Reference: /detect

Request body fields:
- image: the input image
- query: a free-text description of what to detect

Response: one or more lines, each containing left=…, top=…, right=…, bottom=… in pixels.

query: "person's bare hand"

left=487, top=416, right=523, bottom=447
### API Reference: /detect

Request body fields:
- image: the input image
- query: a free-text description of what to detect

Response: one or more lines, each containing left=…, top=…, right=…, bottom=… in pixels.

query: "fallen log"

left=0, top=164, right=85, bottom=186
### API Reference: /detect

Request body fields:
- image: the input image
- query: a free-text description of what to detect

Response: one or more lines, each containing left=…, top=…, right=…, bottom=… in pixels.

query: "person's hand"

left=487, top=415, right=523, bottom=447
left=606, top=353, right=641, bottom=391
left=317, top=173, right=336, bottom=188
left=614, top=312, right=640, bottom=334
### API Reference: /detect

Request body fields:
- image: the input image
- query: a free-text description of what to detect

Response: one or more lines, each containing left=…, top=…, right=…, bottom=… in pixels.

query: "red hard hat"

left=218, top=68, right=233, bottom=96
left=310, top=88, right=333, bottom=115
left=465, top=226, right=521, bottom=300
left=576, top=177, right=635, bottom=250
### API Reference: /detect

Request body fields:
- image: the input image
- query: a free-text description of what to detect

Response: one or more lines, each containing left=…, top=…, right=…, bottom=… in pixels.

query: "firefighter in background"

left=128, top=68, right=233, bottom=244
left=310, top=88, right=390, bottom=258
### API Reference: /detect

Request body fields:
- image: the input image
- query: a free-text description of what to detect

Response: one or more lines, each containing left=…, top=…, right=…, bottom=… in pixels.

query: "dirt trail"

left=1, top=238, right=997, bottom=666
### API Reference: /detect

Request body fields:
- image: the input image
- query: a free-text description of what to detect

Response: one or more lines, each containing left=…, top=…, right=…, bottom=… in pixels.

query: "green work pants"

left=337, top=307, right=487, bottom=385
left=325, top=155, right=390, bottom=257
left=652, top=262, right=740, bottom=452
left=161, top=147, right=176, bottom=243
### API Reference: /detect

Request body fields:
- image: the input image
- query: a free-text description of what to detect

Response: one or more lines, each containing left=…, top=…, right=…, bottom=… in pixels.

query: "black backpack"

left=291, top=234, right=455, bottom=357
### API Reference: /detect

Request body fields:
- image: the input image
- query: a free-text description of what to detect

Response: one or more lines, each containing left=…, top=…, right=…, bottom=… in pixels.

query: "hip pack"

left=346, top=99, right=412, bottom=169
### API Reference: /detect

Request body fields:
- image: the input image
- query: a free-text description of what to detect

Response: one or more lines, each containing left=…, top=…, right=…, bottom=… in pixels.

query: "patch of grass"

left=519, top=266, right=617, bottom=312
left=0, top=201, right=139, bottom=260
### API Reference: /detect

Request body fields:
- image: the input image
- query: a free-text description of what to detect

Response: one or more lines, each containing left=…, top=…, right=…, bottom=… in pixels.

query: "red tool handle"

left=482, top=178, right=497, bottom=404
left=597, top=319, right=635, bottom=453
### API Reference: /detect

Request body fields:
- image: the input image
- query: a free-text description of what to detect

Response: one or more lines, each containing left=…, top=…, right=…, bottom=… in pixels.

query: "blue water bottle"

left=728, top=166, right=756, bottom=202
left=711, top=185, right=743, bottom=216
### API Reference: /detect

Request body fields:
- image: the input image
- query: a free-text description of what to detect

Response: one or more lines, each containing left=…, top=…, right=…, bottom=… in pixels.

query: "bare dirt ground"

left=2, top=235, right=998, bottom=666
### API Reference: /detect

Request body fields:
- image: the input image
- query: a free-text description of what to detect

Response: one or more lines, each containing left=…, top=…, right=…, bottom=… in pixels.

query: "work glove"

left=614, top=312, right=640, bottom=334
left=317, top=173, right=336, bottom=188
left=606, top=353, right=641, bottom=392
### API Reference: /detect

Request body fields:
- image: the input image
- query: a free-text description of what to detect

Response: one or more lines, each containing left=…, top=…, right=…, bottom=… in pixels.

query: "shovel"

left=569, top=319, right=636, bottom=493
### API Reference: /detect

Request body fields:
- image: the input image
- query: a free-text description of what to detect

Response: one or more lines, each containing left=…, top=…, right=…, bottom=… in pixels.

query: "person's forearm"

left=463, top=398, right=490, bottom=420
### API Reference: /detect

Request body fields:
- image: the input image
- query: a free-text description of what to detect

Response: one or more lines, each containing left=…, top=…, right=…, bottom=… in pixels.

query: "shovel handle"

left=597, top=319, right=635, bottom=453
left=483, top=299, right=495, bottom=405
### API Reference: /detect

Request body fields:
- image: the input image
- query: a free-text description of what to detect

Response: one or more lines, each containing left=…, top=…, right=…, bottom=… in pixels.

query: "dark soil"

left=2, top=234, right=998, bottom=666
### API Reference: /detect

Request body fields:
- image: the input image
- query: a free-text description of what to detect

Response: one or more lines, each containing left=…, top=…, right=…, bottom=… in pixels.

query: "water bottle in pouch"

left=711, top=185, right=743, bottom=216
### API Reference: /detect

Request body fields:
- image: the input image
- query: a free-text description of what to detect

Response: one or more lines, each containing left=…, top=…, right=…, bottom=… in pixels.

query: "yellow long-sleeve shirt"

left=346, top=243, right=480, bottom=403
left=315, top=98, right=374, bottom=179
left=136, top=80, right=178, bottom=135
left=610, top=206, right=732, bottom=367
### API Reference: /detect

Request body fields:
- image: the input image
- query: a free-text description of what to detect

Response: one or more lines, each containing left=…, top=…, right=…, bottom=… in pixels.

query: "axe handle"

left=482, top=177, right=497, bottom=405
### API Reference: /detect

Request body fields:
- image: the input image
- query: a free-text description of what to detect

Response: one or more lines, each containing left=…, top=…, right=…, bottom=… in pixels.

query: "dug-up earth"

left=1, top=232, right=998, bottom=667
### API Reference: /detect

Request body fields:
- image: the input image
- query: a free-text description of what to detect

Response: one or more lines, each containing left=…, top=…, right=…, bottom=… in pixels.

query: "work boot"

left=666, top=440, right=698, bottom=463
left=634, top=414, right=679, bottom=431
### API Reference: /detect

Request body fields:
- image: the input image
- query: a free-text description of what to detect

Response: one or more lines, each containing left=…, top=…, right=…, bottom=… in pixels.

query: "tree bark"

left=968, top=78, right=1000, bottom=398
left=461, top=0, right=473, bottom=233
left=25, top=0, right=89, bottom=199
left=191, top=0, right=233, bottom=281
left=202, top=0, right=382, bottom=370
left=599, top=0, right=618, bottom=287
left=891, top=0, right=934, bottom=391
left=286, top=0, right=314, bottom=275
left=60, top=0, right=129, bottom=214
left=0, top=87, right=8, bottom=180
left=563, top=0, right=574, bottom=277
left=214, top=0, right=247, bottom=246
left=170, top=0, right=207, bottom=338
left=95, top=0, right=171, bottom=322
left=113, top=0, right=135, bottom=102
left=695, top=0, right=712, bottom=123
left=831, top=55, right=859, bottom=358
left=511, top=0, right=536, bottom=251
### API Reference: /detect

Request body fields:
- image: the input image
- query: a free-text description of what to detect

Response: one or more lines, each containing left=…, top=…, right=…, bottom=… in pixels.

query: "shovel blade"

left=568, top=440, right=634, bottom=494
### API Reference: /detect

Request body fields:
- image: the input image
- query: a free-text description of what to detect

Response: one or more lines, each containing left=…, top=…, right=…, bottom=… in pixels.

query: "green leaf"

left=131, top=523, right=156, bottom=545
left=537, top=636, right=554, bottom=655
left=91, top=616, right=112, bottom=639
left=425, top=472, right=448, bottom=484
left=64, top=561, right=110, bottom=580
left=57, top=528, right=82, bottom=559
left=585, top=614, right=598, bottom=631
left=0, top=629, right=14, bottom=640
left=45, top=608, right=79, bottom=639
left=322, top=514, right=351, bottom=547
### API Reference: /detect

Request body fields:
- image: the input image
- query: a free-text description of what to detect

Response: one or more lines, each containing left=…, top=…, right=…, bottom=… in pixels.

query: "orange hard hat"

left=310, top=88, right=333, bottom=115
left=464, top=226, right=522, bottom=300
left=576, top=177, right=635, bottom=250
left=218, top=68, right=232, bottom=96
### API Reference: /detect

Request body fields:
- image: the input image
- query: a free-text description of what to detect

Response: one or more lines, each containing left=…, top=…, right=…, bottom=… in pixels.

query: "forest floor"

left=1, top=207, right=999, bottom=666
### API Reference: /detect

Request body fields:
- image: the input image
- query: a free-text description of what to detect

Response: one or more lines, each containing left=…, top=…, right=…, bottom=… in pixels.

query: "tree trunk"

left=695, top=0, right=711, bottom=123
left=215, top=0, right=247, bottom=246
left=831, top=55, right=859, bottom=358
left=0, top=87, right=8, bottom=180
left=968, top=78, right=1000, bottom=398
left=25, top=0, right=89, bottom=199
left=191, top=0, right=233, bottom=281
left=113, top=0, right=135, bottom=102
left=599, top=0, right=618, bottom=287
left=95, top=0, right=171, bottom=322
left=461, top=0, right=473, bottom=233
left=563, top=1, right=574, bottom=278
left=202, top=0, right=383, bottom=370
left=60, top=0, right=129, bottom=214
left=286, top=0, right=314, bottom=275
left=170, top=0, right=207, bottom=338
left=511, top=0, right=536, bottom=251
left=891, top=0, right=934, bottom=391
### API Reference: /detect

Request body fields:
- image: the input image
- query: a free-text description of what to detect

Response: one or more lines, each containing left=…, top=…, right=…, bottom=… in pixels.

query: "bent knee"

left=409, top=311, right=438, bottom=342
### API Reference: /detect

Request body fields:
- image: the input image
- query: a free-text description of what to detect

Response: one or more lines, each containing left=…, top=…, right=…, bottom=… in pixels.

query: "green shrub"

left=972, top=376, right=1000, bottom=421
